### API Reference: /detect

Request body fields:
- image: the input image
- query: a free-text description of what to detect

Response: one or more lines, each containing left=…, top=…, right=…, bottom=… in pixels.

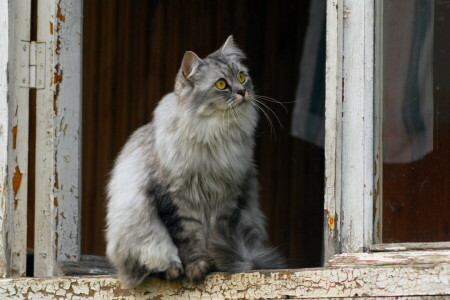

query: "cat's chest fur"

left=153, top=93, right=255, bottom=215
left=161, top=131, right=252, bottom=206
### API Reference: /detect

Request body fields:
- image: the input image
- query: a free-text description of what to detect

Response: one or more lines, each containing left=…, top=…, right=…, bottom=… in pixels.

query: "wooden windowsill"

left=1, top=253, right=449, bottom=299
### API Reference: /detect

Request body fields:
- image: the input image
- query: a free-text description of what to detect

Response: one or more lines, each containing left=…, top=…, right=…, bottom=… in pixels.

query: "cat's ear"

left=217, top=35, right=246, bottom=61
left=181, top=51, right=202, bottom=81
left=219, top=35, right=235, bottom=53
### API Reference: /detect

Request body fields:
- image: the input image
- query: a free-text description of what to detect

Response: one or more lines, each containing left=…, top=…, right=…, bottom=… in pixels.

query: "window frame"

left=324, top=0, right=450, bottom=256
left=324, top=0, right=376, bottom=257
left=0, top=0, right=449, bottom=298
left=1, top=0, right=83, bottom=277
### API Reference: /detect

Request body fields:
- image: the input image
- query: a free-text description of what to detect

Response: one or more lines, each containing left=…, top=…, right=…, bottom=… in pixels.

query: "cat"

left=105, top=36, right=285, bottom=289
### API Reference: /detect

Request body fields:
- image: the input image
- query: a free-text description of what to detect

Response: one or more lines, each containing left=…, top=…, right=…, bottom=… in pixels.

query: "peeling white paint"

left=324, top=0, right=343, bottom=263
left=53, top=0, right=82, bottom=264
left=34, top=0, right=60, bottom=277
left=34, top=0, right=82, bottom=276
left=0, top=0, right=9, bottom=278
left=5, top=0, right=32, bottom=278
left=325, top=0, right=376, bottom=258
left=327, top=250, right=450, bottom=267
left=340, top=0, right=375, bottom=254
left=0, top=265, right=449, bottom=299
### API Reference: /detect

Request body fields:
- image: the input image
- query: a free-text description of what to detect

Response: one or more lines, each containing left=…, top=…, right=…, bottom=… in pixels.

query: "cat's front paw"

left=164, top=261, right=184, bottom=280
left=185, top=258, right=212, bottom=281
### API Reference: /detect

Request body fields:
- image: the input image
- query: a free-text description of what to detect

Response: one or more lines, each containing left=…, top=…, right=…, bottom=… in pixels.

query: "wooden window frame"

left=0, top=0, right=448, bottom=298
left=1, top=0, right=82, bottom=278
left=324, top=0, right=450, bottom=255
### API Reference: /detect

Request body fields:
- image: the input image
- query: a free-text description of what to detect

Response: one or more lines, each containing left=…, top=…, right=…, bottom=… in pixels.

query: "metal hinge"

left=19, top=41, right=46, bottom=89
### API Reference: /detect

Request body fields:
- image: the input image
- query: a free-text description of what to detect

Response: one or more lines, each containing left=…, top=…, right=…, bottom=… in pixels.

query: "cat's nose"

left=238, top=90, right=246, bottom=97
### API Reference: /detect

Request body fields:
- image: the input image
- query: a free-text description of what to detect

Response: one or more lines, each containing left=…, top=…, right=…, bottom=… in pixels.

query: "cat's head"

left=174, top=36, right=256, bottom=119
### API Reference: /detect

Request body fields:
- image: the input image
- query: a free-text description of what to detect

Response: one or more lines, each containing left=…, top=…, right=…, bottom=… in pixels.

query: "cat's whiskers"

left=251, top=98, right=283, bottom=130
left=254, top=94, right=295, bottom=110
left=250, top=100, right=276, bottom=137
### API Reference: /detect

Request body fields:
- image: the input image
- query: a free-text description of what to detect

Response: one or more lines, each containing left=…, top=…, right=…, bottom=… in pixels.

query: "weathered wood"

left=34, top=0, right=83, bottom=276
left=324, top=0, right=344, bottom=264
left=0, top=265, right=449, bottom=299
left=326, top=250, right=450, bottom=267
left=53, top=0, right=83, bottom=264
left=0, top=0, right=9, bottom=278
left=340, top=0, right=375, bottom=253
left=34, top=0, right=59, bottom=277
left=371, top=242, right=450, bottom=252
left=60, top=255, right=115, bottom=276
left=5, top=0, right=32, bottom=278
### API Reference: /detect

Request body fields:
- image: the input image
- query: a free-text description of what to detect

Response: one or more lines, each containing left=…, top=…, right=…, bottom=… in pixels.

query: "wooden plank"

left=6, top=0, right=32, bottom=278
left=0, top=265, right=449, bottom=299
left=362, top=0, right=375, bottom=252
left=324, top=0, right=344, bottom=263
left=59, top=255, right=115, bottom=276
left=340, top=0, right=375, bottom=253
left=371, top=242, right=450, bottom=252
left=326, top=250, right=450, bottom=267
left=53, top=0, right=82, bottom=263
left=34, top=0, right=59, bottom=277
left=0, top=0, right=10, bottom=278
left=34, top=0, right=83, bottom=276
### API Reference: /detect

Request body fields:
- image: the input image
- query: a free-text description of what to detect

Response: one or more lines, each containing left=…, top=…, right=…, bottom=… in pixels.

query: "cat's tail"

left=208, top=226, right=286, bottom=272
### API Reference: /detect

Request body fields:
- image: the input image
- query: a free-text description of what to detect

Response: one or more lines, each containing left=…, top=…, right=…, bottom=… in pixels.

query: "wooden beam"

left=0, top=264, right=448, bottom=299
left=340, top=0, right=375, bottom=253
left=53, top=0, right=83, bottom=264
left=0, top=0, right=10, bottom=278
left=371, top=242, right=450, bottom=252
left=34, top=0, right=83, bottom=276
left=326, top=250, right=450, bottom=267
left=5, top=0, right=32, bottom=278
left=324, top=0, right=344, bottom=263
left=59, top=255, right=115, bottom=276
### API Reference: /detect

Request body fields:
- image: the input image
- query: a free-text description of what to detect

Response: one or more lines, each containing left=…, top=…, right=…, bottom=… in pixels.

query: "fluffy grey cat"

left=106, top=36, right=285, bottom=289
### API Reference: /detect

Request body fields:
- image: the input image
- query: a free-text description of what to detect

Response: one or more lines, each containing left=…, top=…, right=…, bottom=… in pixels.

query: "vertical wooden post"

left=53, top=0, right=83, bottom=264
left=34, top=0, right=82, bottom=277
left=0, top=0, right=10, bottom=278
left=7, top=0, right=32, bottom=277
left=324, top=0, right=344, bottom=263
left=340, top=0, right=375, bottom=253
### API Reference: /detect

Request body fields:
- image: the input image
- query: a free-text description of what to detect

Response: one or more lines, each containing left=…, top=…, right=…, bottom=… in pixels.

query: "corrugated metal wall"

left=81, top=0, right=325, bottom=268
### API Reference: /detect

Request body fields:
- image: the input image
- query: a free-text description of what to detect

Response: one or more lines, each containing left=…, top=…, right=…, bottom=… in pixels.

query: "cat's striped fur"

left=106, top=36, right=285, bottom=289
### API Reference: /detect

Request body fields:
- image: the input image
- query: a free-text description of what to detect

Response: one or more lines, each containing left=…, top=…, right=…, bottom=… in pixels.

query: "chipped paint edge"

left=340, top=0, right=375, bottom=253
left=0, top=0, right=9, bottom=278
left=53, top=0, right=83, bottom=263
left=34, top=0, right=59, bottom=277
left=1, top=264, right=449, bottom=299
left=34, top=0, right=83, bottom=276
left=326, top=249, right=450, bottom=267
left=5, top=0, right=31, bottom=278
left=324, top=0, right=344, bottom=264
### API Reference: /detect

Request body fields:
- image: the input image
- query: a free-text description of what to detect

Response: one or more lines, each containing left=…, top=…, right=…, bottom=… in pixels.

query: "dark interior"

left=80, top=0, right=326, bottom=268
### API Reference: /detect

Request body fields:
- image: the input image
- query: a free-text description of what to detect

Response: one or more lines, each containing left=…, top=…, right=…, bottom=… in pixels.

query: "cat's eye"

left=215, top=79, right=228, bottom=90
left=237, top=72, right=246, bottom=83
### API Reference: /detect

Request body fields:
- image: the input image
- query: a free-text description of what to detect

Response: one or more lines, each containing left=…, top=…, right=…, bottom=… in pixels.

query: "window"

left=0, top=0, right=448, bottom=298
left=376, top=0, right=450, bottom=244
